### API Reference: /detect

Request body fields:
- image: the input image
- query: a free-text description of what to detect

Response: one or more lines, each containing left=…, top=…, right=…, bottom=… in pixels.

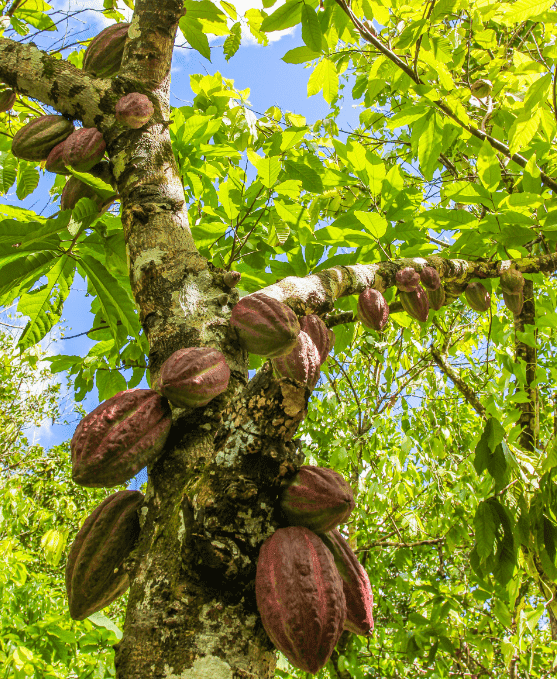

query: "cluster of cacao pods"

left=463, top=268, right=525, bottom=317
left=256, top=465, right=373, bottom=674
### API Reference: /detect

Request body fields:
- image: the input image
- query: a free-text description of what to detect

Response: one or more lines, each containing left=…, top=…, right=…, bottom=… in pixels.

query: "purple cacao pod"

left=395, top=267, right=420, bottom=292
left=420, top=266, right=441, bottom=291
left=0, top=89, right=16, bottom=112
left=159, top=347, right=230, bottom=408
left=272, top=331, right=321, bottom=388
left=500, top=269, right=525, bottom=296
left=62, top=127, right=106, bottom=172
left=280, top=465, right=355, bottom=533
left=427, top=286, right=445, bottom=311
left=230, top=292, right=300, bottom=358
left=71, top=389, right=172, bottom=488
left=503, top=290, right=524, bottom=316
left=464, top=282, right=491, bottom=313
left=83, top=23, right=130, bottom=78
left=357, top=288, right=389, bottom=331
left=45, top=141, right=71, bottom=175
left=65, top=490, right=143, bottom=620
left=299, top=314, right=330, bottom=364
left=255, top=526, right=346, bottom=674
left=399, top=284, right=429, bottom=322
left=12, top=115, right=74, bottom=162
left=319, top=529, right=374, bottom=636
left=60, top=176, right=102, bottom=211
left=115, top=93, right=154, bottom=129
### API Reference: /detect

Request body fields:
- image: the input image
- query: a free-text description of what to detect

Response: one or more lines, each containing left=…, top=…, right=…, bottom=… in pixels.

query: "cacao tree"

left=3, top=0, right=557, bottom=676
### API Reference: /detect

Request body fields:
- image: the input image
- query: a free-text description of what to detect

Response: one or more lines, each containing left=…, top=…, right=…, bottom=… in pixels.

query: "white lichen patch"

left=132, top=247, right=166, bottom=280
left=163, top=655, right=233, bottom=679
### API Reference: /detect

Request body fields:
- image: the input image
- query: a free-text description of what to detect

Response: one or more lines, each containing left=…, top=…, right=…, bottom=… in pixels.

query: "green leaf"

left=223, top=21, right=241, bottom=60
left=0, top=250, right=58, bottom=303
left=218, top=180, right=240, bottom=220
left=477, top=138, right=501, bottom=192
left=257, top=156, right=281, bottom=188
left=509, top=109, right=542, bottom=155
left=474, top=501, right=498, bottom=560
left=88, top=612, right=123, bottom=640
left=501, top=0, right=554, bottom=24
left=282, top=45, right=320, bottom=63
left=260, top=0, right=302, bottom=31
left=16, top=162, right=40, bottom=200
left=301, top=3, right=323, bottom=53
left=307, top=58, right=338, bottom=104
left=179, top=16, right=211, bottom=60
left=96, top=366, right=128, bottom=402
left=0, top=151, right=17, bottom=194
left=354, top=211, right=388, bottom=238
left=418, top=110, right=443, bottom=180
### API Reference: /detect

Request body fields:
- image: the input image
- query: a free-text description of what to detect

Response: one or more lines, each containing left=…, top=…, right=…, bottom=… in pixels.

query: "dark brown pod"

left=272, top=331, right=321, bottom=388
left=420, top=266, right=441, bottom=291
left=60, top=177, right=102, bottom=211
left=464, top=282, right=491, bottom=313
left=399, top=284, right=429, bottom=322
left=65, top=490, right=143, bottom=620
left=45, top=141, right=70, bottom=175
left=357, top=288, right=389, bottom=331
left=395, top=267, right=420, bottom=292
left=299, top=314, right=331, bottom=364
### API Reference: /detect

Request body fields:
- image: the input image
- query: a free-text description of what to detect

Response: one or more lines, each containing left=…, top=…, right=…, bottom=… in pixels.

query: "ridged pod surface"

left=272, top=331, right=321, bottom=388
left=159, top=347, right=230, bottom=408
left=61, top=177, right=101, bottom=211
left=62, top=128, right=106, bottom=172
left=299, top=315, right=330, bottom=364
left=503, top=290, right=524, bottom=316
left=12, top=115, right=74, bottom=161
left=395, top=267, right=420, bottom=292
left=464, top=282, right=491, bottom=313
left=230, top=293, right=300, bottom=358
left=0, top=89, right=16, bottom=112
left=319, top=529, right=374, bottom=636
left=83, top=23, right=130, bottom=78
left=357, top=288, right=389, bottom=331
left=280, top=465, right=355, bottom=533
left=71, top=389, right=172, bottom=488
left=255, top=526, right=346, bottom=674
left=65, top=490, right=143, bottom=620
left=45, top=141, right=70, bottom=175
left=115, top=93, right=154, bottom=129
left=427, top=286, right=445, bottom=311
left=399, top=284, right=429, bottom=322
left=420, top=266, right=441, bottom=291
left=500, top=269, right=525, bottom=296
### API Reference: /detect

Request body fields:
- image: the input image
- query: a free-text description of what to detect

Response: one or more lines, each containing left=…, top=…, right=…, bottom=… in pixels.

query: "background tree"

left=2, top=0, right=557, bottom=677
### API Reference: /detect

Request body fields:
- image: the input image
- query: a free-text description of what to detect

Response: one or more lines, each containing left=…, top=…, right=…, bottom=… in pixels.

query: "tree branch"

left=430, top=347, right=486, bottom=418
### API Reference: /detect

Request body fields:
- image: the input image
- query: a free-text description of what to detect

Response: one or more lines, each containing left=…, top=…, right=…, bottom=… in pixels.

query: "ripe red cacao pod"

left=159, top=347, right=230, bottom=408
left=83, top=23, right=130, bottom=78
left=464, top=282, right=490, bottom=313
left=12, top=115, right=74, bottom=162
left=115, top=93, right=154, bottom=129
left=399, top=284, right=429, bottom=322
left=272, top=331, right=321, bottom=388
left=357, top=288, right=389, bottom=331
left=71, top=389, right=172, bottom=488
left=427, top=286, right=445, bottom=311
left=420, top=266, right=441, bottom=291
left=60, top=176, right=102, bottom=211
left=230, top=292, right=300, bottom=358
left=0, top=89, right=16, bottom=112
left=503, top=290, right=524, bottom=316
left=299, top=314, right=330, bottom=364
left=319, top=529, right=374, bottom=636
left=62, top=128, right=106, bottom=172
left=500, top=268, right=524, bottom=295
left=45, top=141, right=70, bottom=175
left=395, top=267, right=420, bottom=292
left=281, top=465, right=355, bottom=533
left=255, top=526, right=346, bottom=674
left=65, top=490, right=143, bottom=620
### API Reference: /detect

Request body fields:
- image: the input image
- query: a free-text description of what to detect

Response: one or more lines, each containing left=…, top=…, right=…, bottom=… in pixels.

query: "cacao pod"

left=399, top=284, right=429, bottom=322
left=357, top=288, right=389, bottom=331
left=420, top=266, right=441, bottom=291
left=471, top=78, right=492, bottom=99
left=60, top=177, right=101, bottom=211
left=427, top=286, right=445, bottom=311
left=71, top=389, right=172, bottom=488
left=159, top=347, right=230, bottom=408
left=319, top=529, right=374, bottom=636
left=115, top=93, right=154, bottom=129
left=299, top=314, right=330, bottom=364
left=464, top=282, right=490, bottom=313
left=280, top=465, right=355, bottom=533
left=500, top=268, right=524, bottom=295
left=272, top=331, right=321, bottom=388
left=65, top=490, right=143, bottom=620
left=0, top=89, right=16, bottom=112
left=45, top=141, right=70, bottom=175
left=230, top=292, right=300, bottom=358
left=503, top=290, right=524, bottom=316
left=395, top=267, right=420, bottom=292
left=83, top=23, right=130, bottom=78
left=255, top=526, right=346, bottom=674
left=62, top=127, right=106, bottom=172
left=12, top=115, right=74, bottom=162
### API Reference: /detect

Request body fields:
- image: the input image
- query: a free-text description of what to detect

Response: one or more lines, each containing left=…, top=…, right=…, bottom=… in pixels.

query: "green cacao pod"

left=65, top=490, right=143, bottom=620
left=45, top=141, right=70, bottom=175
left=71, top=389, right=172, bottom=488
left=399, top=284, right=429, bottom=322
left=464, top=282, right=490, bottom=313
left=500, top=268, right=524, bottom=296
left=230, top=292, right=300, bottom=358
left=0, top=89, right=16, bottom=112
left=12, top=115, right=74, bottom=162
left=503, top=290, right=524, bottom=316
left=272, top=331, right=321, bottom=388
left=427, top=286, right=445, bottom=311
left=60, top=177, right=101, bottom=211
left=62, top=127, right=106, bottom=172
left=357, top=288, right=389, bottom=331
left=395, top=267, right=420, bottom=292
left=83, top=23, right=130, bottom=78
left=159, top=347, right=230, bottom=408
left=280, top=465, right=355, bottom=533
left=319, top=529, right=374, bottom=636
left=420, top=266, right=441, bottom=291
left=115, top=93, right=154, bottom=129
left=299, top=314, right=330, bottom=364
left=255, top=526, right=346, bottom=674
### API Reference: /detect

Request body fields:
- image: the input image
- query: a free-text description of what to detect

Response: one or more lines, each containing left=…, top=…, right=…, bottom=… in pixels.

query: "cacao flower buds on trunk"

left=399, top=284, right=429, bottom=322
left=464, top=282, right=491, bottom=313
left=395, top=267, right=420, bottom=292
left=357, top=288, right=389, bottom=331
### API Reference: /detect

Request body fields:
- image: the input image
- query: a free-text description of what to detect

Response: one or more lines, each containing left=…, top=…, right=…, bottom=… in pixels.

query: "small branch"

left=359, top=537, right=445, bottom=550
left=431, top=347, right=486, bottom=418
